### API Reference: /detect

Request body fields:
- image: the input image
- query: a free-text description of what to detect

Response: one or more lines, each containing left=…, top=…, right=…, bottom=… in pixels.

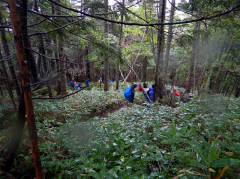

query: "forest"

left=0, top=0, right=240, bottom=178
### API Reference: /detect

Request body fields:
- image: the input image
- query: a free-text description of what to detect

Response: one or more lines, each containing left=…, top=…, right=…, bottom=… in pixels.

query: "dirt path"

left=98, top=102, right=128, bottom=118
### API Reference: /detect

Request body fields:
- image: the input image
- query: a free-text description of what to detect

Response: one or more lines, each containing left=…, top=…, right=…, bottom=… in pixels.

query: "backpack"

left=70, top=81, right=74, bottom=87
left=124, top=87, right=132, bottom=101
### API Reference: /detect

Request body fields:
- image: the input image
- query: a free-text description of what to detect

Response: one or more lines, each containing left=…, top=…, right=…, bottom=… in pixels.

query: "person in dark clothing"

left=124, top=84, right=138, bottom=103
left=77, top=83, right=82, bottom=90
left=85, top=78, right=89, bottom=87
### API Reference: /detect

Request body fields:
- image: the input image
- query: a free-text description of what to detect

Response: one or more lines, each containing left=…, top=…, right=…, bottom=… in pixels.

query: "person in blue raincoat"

left=85, top=78, right=89, bottom=87
left=147, top=84, right=155, bottom=102
left=124, top=84, right=138, bottom=103
left=70, top=80, right=74, bottom=87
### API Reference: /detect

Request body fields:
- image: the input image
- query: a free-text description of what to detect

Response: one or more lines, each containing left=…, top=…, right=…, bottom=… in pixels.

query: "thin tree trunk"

left=86, top=49, right=90, bottom=80
left=186, top=21, right=200, bottom=93
left=141, top=56, right=147, bottom=82
left=116, top=0, right=124, bottom=90
left=212, top=42, right=234, bottom=93
left=56, top=0, right=67, bottom=95
left=18, top=0, right=41, bottom=87
left=204, top=66, right=213, bottom=90
left=39, top=35, right=53, bottom=97
left=58, top=40, right=67, bottom=95
left=164, top=0, right=175, bottom=75
left=0, top=49, right=16, bottom=109
left=8, top=0, right=43, bottom=178
left=104, top=0, right=109, bottom=91
left=0, top=11, right=21, bottom=101
left=235, top=78, right=240, bottom=98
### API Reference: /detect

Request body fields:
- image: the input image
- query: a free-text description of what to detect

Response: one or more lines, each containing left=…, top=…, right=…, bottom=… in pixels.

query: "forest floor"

left=0, top=83, right=240, bottom=179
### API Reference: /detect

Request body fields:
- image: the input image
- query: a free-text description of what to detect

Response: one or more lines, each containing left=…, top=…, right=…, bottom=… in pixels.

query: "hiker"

left=110, top=77, right=115, bottom=82
left=74, top=84, right=78, bottom=90
left=182, top=93, right=193, bottom=103
left=98, top=77, right=103, bottom=84
left=85, top=78, right=89, bottom=87
left=147, top=84, right=155, bottom=102
left=124, top=84, right=138, bottom=103
left=77, top=83, right=82, bottom=90
left=70, top=80, right=74, bottom=87
left=173, top=88, right=180, bottom=96
left=138, top=84, right=143, bottom=92
left=142, top=83, right=149, bottom=101
left=160, top=88, right=171, bottom=99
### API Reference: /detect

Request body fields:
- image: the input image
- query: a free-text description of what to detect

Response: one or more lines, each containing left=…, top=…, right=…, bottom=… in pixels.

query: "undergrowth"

left=1, top=89, right=240, bottom=179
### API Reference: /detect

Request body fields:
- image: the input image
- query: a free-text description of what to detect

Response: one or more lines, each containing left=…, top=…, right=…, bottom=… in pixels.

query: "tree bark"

left=8, top=0, right=43, bottom=178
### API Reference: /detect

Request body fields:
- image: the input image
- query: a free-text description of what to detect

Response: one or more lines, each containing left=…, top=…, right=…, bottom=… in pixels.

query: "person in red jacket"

left=138, top=84, right=143, bottom=92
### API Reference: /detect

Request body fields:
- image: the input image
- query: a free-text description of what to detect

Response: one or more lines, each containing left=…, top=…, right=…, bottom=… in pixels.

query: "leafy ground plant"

left=35, top=96, right=240, bottom=178
left=1, top=89, right=240, bottom=178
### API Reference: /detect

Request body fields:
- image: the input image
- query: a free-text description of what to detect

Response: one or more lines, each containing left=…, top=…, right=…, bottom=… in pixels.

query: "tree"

left=7, top=0, right=43, bottom=178
left=164, top=0, right=175, bottom=76
left=104, top=0, right=109, bottom=91
left=153, top=0, right=166, bottom=102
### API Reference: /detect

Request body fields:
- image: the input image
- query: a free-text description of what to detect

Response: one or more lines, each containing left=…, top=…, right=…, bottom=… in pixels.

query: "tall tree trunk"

left=141, top=56, right=147, bottom=82
left=39, top=35, right=53, bottom=97
left=0, top=49, right=17, bottom=109
left=0, top=10, right=21, bottom=101
left=212, top=42, right=234, bottom=93
left=56, top=0, right=67, bottom=95
left=186, top=21, right=200, bottom=93
left=164, top=0, right=175, bottom=75
left=104, top=0, right=109, bottom=91
left=58, top=40, right=67, bottom=95
left=18, top=0, right=41, bottom=87
left=235, top=78, right=240, bottom=98
left=8, top=0, right=43, bottom=178
left=116, top=0, right=124, bottom=90
left=86, top=49, right=90, bottom=80
left=153, top=0, right=166, bottom=102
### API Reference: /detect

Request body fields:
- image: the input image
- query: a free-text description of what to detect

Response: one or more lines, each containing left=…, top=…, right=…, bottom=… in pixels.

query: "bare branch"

left=28, top=17, right=85, bottom=37
left=32, top=89, right=83, bottom=100
left=48, top=0, right=240, bottom=26
left=222, top=63, right=240, bottom=78
left=30, top=48, right=88, bottom=87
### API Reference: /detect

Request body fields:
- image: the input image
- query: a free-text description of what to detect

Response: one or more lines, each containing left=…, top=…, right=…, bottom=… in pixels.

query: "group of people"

left=70, top=78, right=90, bottom=90
left=124, top=83, right=194, bottom=105
left=124, top=83, right=155, bottom=104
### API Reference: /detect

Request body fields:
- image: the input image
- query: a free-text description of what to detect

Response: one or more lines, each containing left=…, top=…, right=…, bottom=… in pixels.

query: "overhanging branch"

left=48, top=0, right=240, bottom=26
